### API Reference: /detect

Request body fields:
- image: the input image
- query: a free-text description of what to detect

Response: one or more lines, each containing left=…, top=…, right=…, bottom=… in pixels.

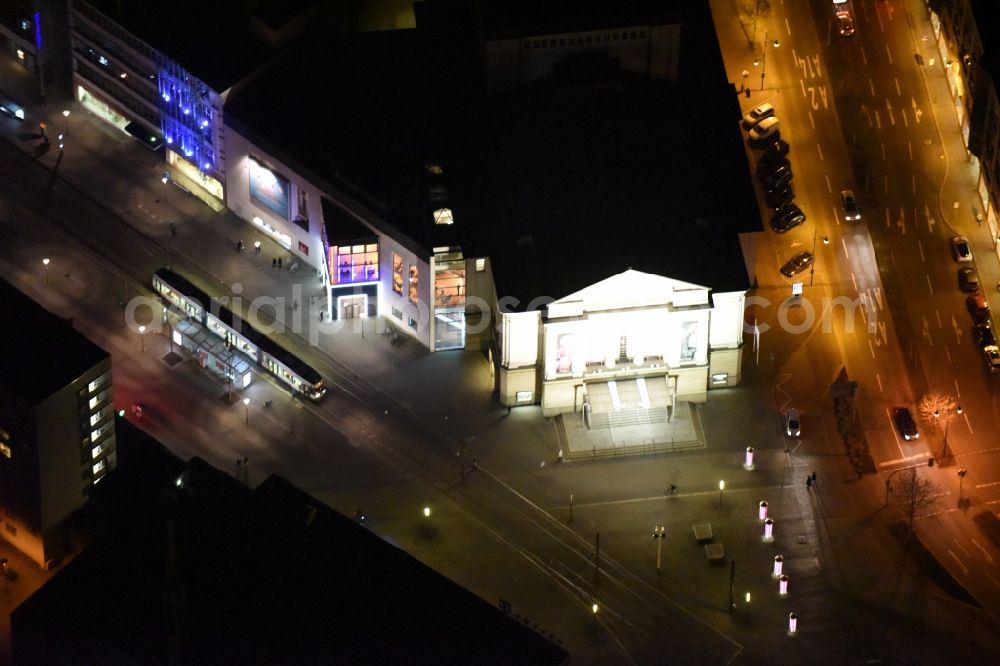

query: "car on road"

left=951, top=236, right=973, bottom=262
left=761, top=163, right=793, bottom=191
left=983, top=345, right=1000, bottom=374
left=757, top=154, right=790, bottom=178
left=749, top=116, right=780, bottom=143
left=779, top=251, right=814, bottom=277
left=893, top=407, right=919, bottom=441
left=765, top=184, right=795, bottom=210
left=742, top=103, right=775, bottom=130
left=764, top=139, right=790, bottom=158
left=959, top=266, right=980, bottom=292
left=836, top=10, right=856, bottom=36
left=770, top=204, right=806, bottom=234
left=975, top=322, right=997, bottom=349
left=840, top=190, right=861, bottom=221
left=967, top=292, right=991, bottom=323
left=784, top=408, right=801, bottom=437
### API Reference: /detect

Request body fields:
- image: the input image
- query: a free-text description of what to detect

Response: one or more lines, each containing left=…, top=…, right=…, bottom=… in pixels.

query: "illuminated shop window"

left=92, top=445, right=103, bottom=459
left=332, top=244, right=379, bottom=284
left=93, top=459, right=106, bottom=475
left=476, top=258, right=485, bottom=272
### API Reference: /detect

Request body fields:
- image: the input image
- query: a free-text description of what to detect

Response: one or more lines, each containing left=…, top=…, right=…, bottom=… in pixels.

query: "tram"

left=153, top=268, right=327, bottom=400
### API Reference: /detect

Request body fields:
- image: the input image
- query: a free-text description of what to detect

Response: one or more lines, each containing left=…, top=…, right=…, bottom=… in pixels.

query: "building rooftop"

left=477, top=0, right=684, bottom=39
left=972, top=0, right=1000, bottom=85
left=80, top=0, right=291, bottom=91
left=226, top=1, right=755, bottom=305
left=0, top=277, right=109, bottom=405
left=12, top=456, right=569, bottom=664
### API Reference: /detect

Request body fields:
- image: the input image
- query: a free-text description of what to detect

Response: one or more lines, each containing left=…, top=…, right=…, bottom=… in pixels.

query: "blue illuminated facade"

left=157, top=60, right=216, bottom=173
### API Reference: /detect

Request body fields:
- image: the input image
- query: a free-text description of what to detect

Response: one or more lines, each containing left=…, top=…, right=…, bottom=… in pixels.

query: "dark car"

left=959, top=266, right=980, bottom=292
left=770, top=204, right=806, bottom=234
left=840, top=189, right=861, bottom=221
left=779, top=251, right=814, bottom=277
left=967, top=292, right=991, bottom=323
left=765, top=184, right=795, bottom=210
left=761, top=164, right=793, bottom=191
left=765, top=139, right=790, bottom=158
left=975, top=322, right=997, bottom=349
left=757, top=155, right=791, bottom=178
left=893, top=407, right=919, bottom=441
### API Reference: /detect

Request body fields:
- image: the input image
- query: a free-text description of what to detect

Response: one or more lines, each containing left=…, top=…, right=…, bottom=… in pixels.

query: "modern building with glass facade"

left=0, top=278, right=116, bottom=568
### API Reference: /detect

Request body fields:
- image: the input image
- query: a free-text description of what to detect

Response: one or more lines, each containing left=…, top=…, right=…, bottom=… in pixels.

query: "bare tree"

left=890, top=468, right=940, bottom=532
left=918, top=393, right=957, bottom=434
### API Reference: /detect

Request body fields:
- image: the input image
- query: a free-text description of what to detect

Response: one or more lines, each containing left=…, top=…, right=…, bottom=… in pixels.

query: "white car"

left=784, top=408, right=801, bottom=437
left=742, top=103, right=775, bottom=130
left=748, top=116, right=780, bottom=142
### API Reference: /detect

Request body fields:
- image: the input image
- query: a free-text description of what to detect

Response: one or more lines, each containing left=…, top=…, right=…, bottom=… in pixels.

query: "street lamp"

left=756, top=31, right=780, bottom=91
left=138, top=324, right=146, bottom=352
left=591, top=603, right=599, bottom=634
left=42, top=257, right=50, bottom=285
left=423, top=506, right=431, bottom=518
left=652, top=525, right=666, bottom=572
left=243, top=397, right=250, bottom=425
left=718, top=480, right=725, bottom=508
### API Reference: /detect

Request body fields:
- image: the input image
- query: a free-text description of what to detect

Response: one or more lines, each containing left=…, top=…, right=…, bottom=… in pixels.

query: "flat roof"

left=0, top=277, right=109, bottom=404
left=478, top=0, right=684, bottom=39
left=12, top=457, right=569, bottom=664
left=226, top=2, right=755, bottom=304
left=80, top=0, right=283, bottom=91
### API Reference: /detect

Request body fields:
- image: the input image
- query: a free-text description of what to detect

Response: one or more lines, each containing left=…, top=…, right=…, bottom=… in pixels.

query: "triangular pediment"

left=548, top=269, right=709, bottom=317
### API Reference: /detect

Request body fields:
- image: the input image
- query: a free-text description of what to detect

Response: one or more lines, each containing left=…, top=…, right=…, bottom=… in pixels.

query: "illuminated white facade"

left=497, top=270, right=745, bottom=415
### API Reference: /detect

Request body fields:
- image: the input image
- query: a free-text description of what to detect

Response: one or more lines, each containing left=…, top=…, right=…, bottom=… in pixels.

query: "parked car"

left=959, top=266, right=980, bottom=292
left=840, top=190, right=861, bottom=221
left=742, top=103, right=775, bottom=130
left=749, top=117, right=780, bottom=143
left=765, top=184, right=795, bottom=210
left=983, top=345, right=1000, bottom=374
left=780, top=251, right=815, bottom=277
left=764, top=139, right=790, bottom=158
left=975, top=322, right=997, bottom=349
left=784, top=408, right=801, bottom=437
left=770, top=204, right=806, bottom=234
left=757, top=154, right=791, bottom=178
left=893, top=407, right=919, bottom=441
left=951, top=236, right=973, bottom=262
left=836, top=10, right=856, bottom=36
left=967, top=292, right=991, bottom=323
left=761, top=163, right=793, bottom=191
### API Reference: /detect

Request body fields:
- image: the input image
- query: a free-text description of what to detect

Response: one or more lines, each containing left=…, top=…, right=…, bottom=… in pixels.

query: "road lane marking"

left=945, top=345, right=951, bottom=363
left=918, top=239, right=924, bottom=262
left=809, top=111, right=815, bottom=129
left=886, top=44, right=893, bottom=64
left=963, top=410, right=974, bottom=434
left=880, top=142, right=886, bottom=161
left=869, top=79, right=876, bottom=97
left=851, top=272, right=857, bottom=290
left=817, top=143, right=824, bottom=161
left=986, top=572, right=1000, bottom=590
left=975, top=481, right=1000, bottom=489
left=971, top=539, right=995, bottom=565
left=868, top=339, right=875, bottom=358
left=886, top=99, right=895, bottom=125
left=785, top=17, right=791, bottom=36
left=894, top=77, right=901, bottom=95
left=885, top=207, right=890, bottom=228
left=800, top=79, right=806, bottom=97
left=912, top=97, right=923, bottom=122
left=912, top=174, right=916, bottom=195
left=902, top=109, right=908, bottom=127
left=954, top=379, right=961, bottom=399
left=841, top=237, right=850, bottom=259
left=885, top=408, right=906, bottom=458
left=861, top=46, right=868, bottom=66
left=825, top=174, right=832, bottom=193
left=955, top=539, right=972, bottom=560
left=948, top=550, right=969, bottom=575
left=884, top=175, right=889, bottom=195
left=876, top=373, right=883, bottom=392
left=936, top=310, right=942, bottom=328
left=833, top=205, right=840, bottom=225
left=958, top=444, right=1000, bottom=458
left=877, top=5, right=885, bottom=31
left=926, top=274, right=934, bottom=295
left=908, top=141, right=913, bottom=160
left=879, top=452, right=926, bottom=467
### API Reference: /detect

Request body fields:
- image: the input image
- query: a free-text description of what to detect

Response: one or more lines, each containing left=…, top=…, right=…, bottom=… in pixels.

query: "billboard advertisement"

left=249, top=156, right=290, bottom=219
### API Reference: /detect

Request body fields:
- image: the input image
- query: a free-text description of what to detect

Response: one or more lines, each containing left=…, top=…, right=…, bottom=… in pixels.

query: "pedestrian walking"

left=278, top=257, right=283, bottom=268
left=811, top=471, right=817, bottom=482
left=745, top=88, right=751, bottom=99
left=319, top=310, right=324, bottom=322
left=272, top=258, right=277, bottom=268
left=293, top=300, right=298, bottom=311
left=806, top=478, right=812, bottom=489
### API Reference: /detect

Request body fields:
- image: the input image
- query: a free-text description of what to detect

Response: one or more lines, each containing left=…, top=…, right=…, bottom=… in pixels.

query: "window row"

left=522, top=30, right=646, bottom=49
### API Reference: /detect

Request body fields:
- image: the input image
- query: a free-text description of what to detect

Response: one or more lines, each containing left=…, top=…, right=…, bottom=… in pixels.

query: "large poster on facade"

left=392, top=253, right=404, bottom=294
left=249, top=156, right=290, bottom=220
left=680, top=320, right=700, bottom=362
left=555, top=332, right=574, bottom=375
left=409, top=264, right=419, bottom=304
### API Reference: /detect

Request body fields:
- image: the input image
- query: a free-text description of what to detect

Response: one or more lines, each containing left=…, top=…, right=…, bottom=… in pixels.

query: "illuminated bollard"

left=758, top=500, right=768, bottom=522
left=762, top=518, right=775, bottom=543
left=744, top=446, right=755, bottom=470
left=779, top=574, right=789, bottom=597
left=773, top=554, right=784, bottom=578
left=788, top=612, right=798, bottom=636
